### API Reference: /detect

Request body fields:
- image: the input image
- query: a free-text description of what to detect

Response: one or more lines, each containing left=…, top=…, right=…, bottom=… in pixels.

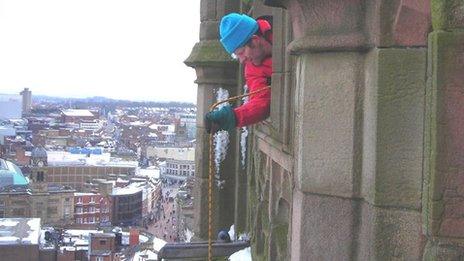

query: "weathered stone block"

left=194, top=128, right=209, bottom=180
left=199, top=20, right=219, bottom=41
left=295, top=52, right=363, bottom=198
left=424, top=31, right=464, bottom=238
left=195, top=85, right=215, bottom=129
left=192, top=176, right=236, bottom=241
left=392, top=0, right=431, bottom=46
left=423, top=240, right=464, bottom=260
left=185, top=40, right=236, bottom=68
left=270, top=73, right=285, bottom=138
left=271, top=8, right=292, bottom=74
left=269, top=223, right=289, bottom=261
left=357, top=202, right=424, bottom=260
left=200, top=0, right=217, bottom=22
left=279, top=0, right=430, bottom=53
left=362, top=48, right=426, bottom=209
left=290, top=190, right=357, bottom=260
left=431, top=0, right=464, bottom=30
left=192, top=178, right=211, bottom=239
left=366, top=0, right=431, bottom=47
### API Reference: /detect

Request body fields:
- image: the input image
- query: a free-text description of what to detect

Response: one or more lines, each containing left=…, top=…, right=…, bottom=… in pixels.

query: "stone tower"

left=186, top=0, right=464, bottom=259
left=20, top=87, right=32, bottom=115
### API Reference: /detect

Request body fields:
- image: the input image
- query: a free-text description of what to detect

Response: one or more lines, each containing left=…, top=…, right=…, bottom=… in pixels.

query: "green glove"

left=204, top=105, right=236, bottom=134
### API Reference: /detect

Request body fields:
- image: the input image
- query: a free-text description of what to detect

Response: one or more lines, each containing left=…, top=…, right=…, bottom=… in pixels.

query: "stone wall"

left=187, top=0, right=464, bottom=260
left=423, top=0, right=464, bottom=259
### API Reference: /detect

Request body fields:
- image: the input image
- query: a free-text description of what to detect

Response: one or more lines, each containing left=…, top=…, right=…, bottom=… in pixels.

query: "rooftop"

left=112, top=182, right=143, bottom=196
left=46, top=150, right=138, bottom=167
left=0, top=218, right=41, bottom=245
left=0, top=159, right=29, bottom=188
left=136, top=167, right=160, bottom=179
left=90, top=232, right=115, bottom=238
left=61, top=109, right=94, bottom=117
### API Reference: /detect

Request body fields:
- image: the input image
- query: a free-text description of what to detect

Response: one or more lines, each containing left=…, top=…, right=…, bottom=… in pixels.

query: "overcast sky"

left=0, top=0, right=200, bottom=103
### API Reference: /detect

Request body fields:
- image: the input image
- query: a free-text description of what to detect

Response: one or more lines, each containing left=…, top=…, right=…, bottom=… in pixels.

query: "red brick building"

left=89, top=233, right=121, bottom=261
left=61, top=109, right=97, bottom=123
left=74, top=193, right=112, bottom=228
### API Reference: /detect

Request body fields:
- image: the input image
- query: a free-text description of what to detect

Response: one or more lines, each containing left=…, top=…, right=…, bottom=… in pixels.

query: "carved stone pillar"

left=184, top=0, right=241, bottom=240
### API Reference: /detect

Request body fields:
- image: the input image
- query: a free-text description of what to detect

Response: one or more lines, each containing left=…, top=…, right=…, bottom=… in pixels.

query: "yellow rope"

left=207, top=85, right=270, bottom=261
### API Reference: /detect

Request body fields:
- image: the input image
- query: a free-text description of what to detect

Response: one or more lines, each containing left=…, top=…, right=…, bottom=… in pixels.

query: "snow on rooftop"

left=112, top=183, right=142, bottom=196
left=73, top=238, right=89, bottom=246
left=229, top=247, right=252, bottom=261
left=0, top=220, right=19, bottom=227
left=133, top=249, right=158, bottom=261
left=47, top=150, right=110, bottom=165
left=148, top=147, right=195, bottom=161
left=0, top=236, right=20, bottom=245
left=64, top=229, right=102, bottom=238
left=61, top=109, right=94, bottom=117
left=23, top=219, right=41, bottom=244
left=129, top=121, right=151, bottom=127
left=60, top=246, right=76, bottom=252
left=153, top=237, right=167, bottom=252
left=74, top=192, right=97, bottom=196
left=46, top=150, right=138, bottom=167
left=116, top=177, right=129, bottom=183
left=0, top=218, right=40, bottom=245
left=149, top=124, right=175, bottom=133
left=136, top=167, right=160, bottom=179
left=139, top=234, right=149, bottom=243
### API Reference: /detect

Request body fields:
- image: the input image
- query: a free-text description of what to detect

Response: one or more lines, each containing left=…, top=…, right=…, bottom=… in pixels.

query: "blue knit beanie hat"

left=219, top=13, right=258, bottom=54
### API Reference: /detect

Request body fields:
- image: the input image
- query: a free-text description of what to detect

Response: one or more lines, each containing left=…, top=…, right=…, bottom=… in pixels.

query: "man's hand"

left=204, top=105, right=236, bottom=134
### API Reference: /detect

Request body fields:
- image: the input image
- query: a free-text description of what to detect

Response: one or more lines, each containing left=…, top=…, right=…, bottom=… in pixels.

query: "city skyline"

left=0, top=0, right=200, bottom=103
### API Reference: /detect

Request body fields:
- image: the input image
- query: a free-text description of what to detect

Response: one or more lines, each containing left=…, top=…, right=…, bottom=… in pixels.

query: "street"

left=146, top=182, right=180, bottom=242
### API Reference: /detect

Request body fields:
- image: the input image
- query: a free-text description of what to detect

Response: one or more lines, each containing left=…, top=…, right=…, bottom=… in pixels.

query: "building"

left=0, top=126, right=15, bottom=145
left=74, top=192, right=112, bottom=228
left=0, top=185, right=75, bottom=226
left=111, top=184, right=142, bottom=226
left=147, top=147, right=195, bottom=181
left=0, top=94, right=22, bottom=119
left=146, top=147, right=194, bottom=161
left=89, top=233, right=120, bottom=261
left=184, top=1, right=464, bottom=260
left=160, top=159, right=195, bottom=181
left=28, top=183, right=75, bottom=226
left=179, top=113, right=196, bottom=139
left=61, top=109, right=97, bottom=123
left=0, top=159, right=75, bottom=225
left=0, top=158, right=29, bottom=189
left=39, top=165, right=135, bottom=191
left=56, top=228, right=150, bottom=261
left=148, top=124, right=176, bottom=144
left=80, top=120, right=103, bottom=132
left=0, top=218, right=41, bottom=261
left=19, top=88, right=32, bottom=116
left=32, top=150, right=137, bottom=191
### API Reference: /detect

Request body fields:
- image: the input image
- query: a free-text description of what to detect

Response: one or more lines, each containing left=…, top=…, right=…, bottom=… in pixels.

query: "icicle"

left=214, top=130, right=229, bottom=174
left=185, top=229, right=194, bottom=243
left=228, top=224, right=236, bottom=241
left=213, top=88, right=230, bottom=189
left=240, top=127, right=248, bottom=168
left=240, top=85, right=249, bottom=168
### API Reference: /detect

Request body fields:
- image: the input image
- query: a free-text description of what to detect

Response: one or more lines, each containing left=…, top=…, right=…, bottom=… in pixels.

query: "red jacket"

left=234, top=57, right=272, bottom=127
left=233, top=19, right=272, bottom=128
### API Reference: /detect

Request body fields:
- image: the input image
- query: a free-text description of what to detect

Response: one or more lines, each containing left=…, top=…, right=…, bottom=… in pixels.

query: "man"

left=204, top=13, right=272, bottom=134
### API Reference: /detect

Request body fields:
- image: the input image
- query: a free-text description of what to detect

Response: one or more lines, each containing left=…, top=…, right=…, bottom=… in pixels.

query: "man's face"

left=233, top=36, right=268, bottom=66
